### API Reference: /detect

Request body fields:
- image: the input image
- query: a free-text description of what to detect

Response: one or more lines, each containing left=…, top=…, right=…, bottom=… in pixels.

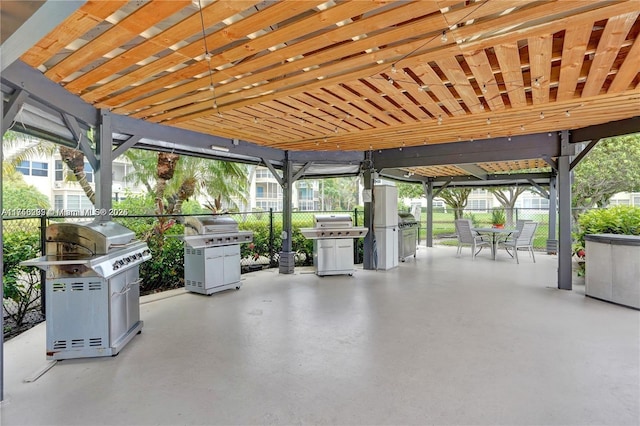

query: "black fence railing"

left=2, top=208, right=363, bottom=339
left=2, top=206, right=581, bottom=339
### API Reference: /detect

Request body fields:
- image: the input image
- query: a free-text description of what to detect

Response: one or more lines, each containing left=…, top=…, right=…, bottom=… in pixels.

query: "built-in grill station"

left=182, top=215, right=253, bottom=295
left=398, top=212, right=419, bottom=261
left=300, top=214, right=368, bottom=276
left=22, top=220, right=150, bottom=360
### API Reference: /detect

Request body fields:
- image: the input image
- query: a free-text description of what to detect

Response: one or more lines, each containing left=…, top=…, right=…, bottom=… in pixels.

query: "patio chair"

left=500, top=219, right=533, bottom=244
left=499, top=221, right=538, bottom=263
left=454, top=219, right=490, bottom=259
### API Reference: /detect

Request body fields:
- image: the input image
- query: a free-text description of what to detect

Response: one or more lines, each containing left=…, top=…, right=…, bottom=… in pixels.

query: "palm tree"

left=3, top=131, right=95, bottom=204
left=123, top=148, right=249, bottom=214
left=58, top=145, right=95, bottom=204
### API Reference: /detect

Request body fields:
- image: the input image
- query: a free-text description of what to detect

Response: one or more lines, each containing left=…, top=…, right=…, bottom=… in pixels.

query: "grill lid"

left=46, top=220, right=135, bottom=256
left=184, top=215, right=239, bottom=235
left=314, top=214, right=353, bottom=228
left=398, top=212, right=418, bottom=225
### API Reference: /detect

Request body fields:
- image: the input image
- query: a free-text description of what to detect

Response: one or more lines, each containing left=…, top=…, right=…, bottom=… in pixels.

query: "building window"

left=633, top=195, right=640, bottom=206
left=112, top=163, right=126, bottom=182
left=16, top=160, right=48, bottom=177
left=54, top=195, right=64, bottom=211
left=55, top=160, right=64, bottom=181
left=31, top=161, right=48, bottom=176
left=255, top=168, right=273, bottom=179
left=66, top=194, right=94, bottom=212
left=468, top=199, right=487, bottom=210
left=298, top=200, right=315, bottom=211
left=298, top=187, right=313, bottom=200
left=16, top=161, right=30, bottom=175
left=256, top=182, right=280, bottom=199
left=84, top=162, right=93, bottom=183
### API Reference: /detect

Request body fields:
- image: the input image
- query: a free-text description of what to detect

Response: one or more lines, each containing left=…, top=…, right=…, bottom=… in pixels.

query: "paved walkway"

left=2, top=246, right=639, bottom=425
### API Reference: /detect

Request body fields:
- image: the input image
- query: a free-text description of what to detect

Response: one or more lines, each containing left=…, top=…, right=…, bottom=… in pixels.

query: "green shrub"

left=575, top=205, right=640, bottom=249
left=139, top=227, right=185, bottom=294
left=574, top=205, right=640, bottom=265
left=2, top=230, right=42, bottom=327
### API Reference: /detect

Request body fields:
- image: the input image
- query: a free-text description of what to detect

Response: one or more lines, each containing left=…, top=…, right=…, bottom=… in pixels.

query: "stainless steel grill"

left=398, top=212, right=418, bottom=261
left=22, top=220, right=150, bottom=360
left=300, top=214, right=368, bottom=276
left=181, top=215, right=253, bottom=295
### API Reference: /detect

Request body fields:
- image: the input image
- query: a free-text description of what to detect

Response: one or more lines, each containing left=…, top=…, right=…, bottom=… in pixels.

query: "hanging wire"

left=196, top=0, right=218, bottom=112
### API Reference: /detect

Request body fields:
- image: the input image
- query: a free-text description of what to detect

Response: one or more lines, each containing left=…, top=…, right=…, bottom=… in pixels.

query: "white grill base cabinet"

left=375, top=227, right=398, bottom=270
left=314, top=238, right=355, bottom=276
left=185, top=245, right=242, bottom=295
left=46, top=268, right=143, bottom=360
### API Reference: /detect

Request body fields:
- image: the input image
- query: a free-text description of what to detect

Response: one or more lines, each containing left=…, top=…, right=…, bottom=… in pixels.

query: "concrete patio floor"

left=2, top=245, right=639, bottom=425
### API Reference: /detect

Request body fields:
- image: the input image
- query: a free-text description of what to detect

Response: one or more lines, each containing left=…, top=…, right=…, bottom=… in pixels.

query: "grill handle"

left=111, top=278, right=142, bottom=297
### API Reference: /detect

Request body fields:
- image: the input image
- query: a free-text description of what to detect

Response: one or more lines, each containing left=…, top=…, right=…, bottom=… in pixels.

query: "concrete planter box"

left=585, top=234, right=640, bottom=309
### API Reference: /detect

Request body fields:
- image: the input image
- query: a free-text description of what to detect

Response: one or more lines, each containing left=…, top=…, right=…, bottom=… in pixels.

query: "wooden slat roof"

left=14, top=0, right=640, bottom=179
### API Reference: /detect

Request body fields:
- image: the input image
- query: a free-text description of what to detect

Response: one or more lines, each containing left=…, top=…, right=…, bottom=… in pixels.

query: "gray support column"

left=279, top=153, right=294, bottom=274
left=362, top=165, right=375, bottom=270
left=547, top=175, right=558, bottom=254
left=1, top=98, right=5, bottom=401
left=558, top=131, right=573, bottom=290
left=423, top=180, right=434, bottom=247
left=95, top=109, right=113, bottom=220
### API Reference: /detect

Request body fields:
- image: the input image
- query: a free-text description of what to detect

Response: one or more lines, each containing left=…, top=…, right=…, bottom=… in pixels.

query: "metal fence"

left=411, top=208, right=555, bottom=249
left=2, top=209, right=363, bottom=339
left=1, top=206, right=568, bottom=339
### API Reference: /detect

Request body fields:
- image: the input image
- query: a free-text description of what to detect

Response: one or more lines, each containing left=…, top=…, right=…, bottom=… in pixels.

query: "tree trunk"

left=155, top=153, right=180, bottom=214
left=59, top=146, right=95, bottom=205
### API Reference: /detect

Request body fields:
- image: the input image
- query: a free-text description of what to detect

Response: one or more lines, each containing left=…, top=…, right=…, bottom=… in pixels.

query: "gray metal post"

left=558, top=131, right=573, bottom=290
left=547, top=175, right=558, bottom=254
left=423, top=181, right=433, bottom=247
left=279, top=153, right=294, bottom=274
left=1, top=96, right=5, bottom=401
left=95, top=109, right=113, bottom=220
left=362, top=153, right=375, bottom=270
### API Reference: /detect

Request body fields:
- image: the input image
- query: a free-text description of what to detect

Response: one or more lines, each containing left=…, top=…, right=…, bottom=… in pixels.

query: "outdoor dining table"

left=472, top=227, right=517, bottom=260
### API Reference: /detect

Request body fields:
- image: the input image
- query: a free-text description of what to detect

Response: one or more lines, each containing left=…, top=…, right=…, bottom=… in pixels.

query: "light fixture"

left=388, top=77, right=394, bottom=84
left=437, top=115, right=443, bottom=125
left=482, top=84, right=488, bottom=94
left=253, top=117, right=258, bottom=124
left=210, top=145, right=229, bottom=152
left=533, top=78, right=541, bottom=88
left=391, top=64, right=397, bottom=73
left=486, top=118, right=491, bottom=125
left=565, top=110, right=571, bottom=117
left=441, top=30, right=448, bottom=43
left=539, top=111, right=545, bottom=119
left=204, top=52, right=212, bottom=62
left=520, top=124, right=525, bottom=131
